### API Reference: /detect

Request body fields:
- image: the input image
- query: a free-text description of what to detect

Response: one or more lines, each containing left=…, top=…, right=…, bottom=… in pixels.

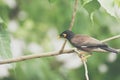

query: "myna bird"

left=59, top=30, right=118, bottom=53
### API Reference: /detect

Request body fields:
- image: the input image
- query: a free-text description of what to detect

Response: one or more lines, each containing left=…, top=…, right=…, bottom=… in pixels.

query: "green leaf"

left=81, top=0, right=92, bottom=6
left=0, top=17, right=12, bottom=58
left=84, top=0, right=101, bottom=14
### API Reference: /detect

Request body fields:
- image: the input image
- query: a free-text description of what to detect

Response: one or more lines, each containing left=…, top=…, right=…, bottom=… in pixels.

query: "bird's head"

left=59, top=30, right=74, bottom=40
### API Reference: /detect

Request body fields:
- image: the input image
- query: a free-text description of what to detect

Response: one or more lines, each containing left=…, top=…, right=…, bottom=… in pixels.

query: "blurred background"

left=0, top=0, right=120, bottom=80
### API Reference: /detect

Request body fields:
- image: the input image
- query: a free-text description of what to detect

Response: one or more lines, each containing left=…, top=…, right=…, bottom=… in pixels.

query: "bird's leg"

left=73, top=48, right=91, bottom=62
left=83, top=52, right=92, bottom=61
left=78, top=51, right=91, bottom=62
left=80, top=54, right=91, bottom=62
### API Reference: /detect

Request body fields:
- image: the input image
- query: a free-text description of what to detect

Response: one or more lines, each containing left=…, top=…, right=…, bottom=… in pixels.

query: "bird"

left=59, top=30, right=118, bottom=54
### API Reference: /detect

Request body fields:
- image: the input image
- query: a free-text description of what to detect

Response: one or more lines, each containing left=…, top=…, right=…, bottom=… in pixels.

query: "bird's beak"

left=57, top=35, right=61, bottom=39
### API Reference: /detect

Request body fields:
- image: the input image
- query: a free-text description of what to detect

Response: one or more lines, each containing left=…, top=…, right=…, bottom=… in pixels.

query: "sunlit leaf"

left=98, top=0, right=120, bottom=18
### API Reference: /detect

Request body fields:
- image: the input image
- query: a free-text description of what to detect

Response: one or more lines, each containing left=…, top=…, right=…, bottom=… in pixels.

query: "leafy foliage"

left=0, top=18, right=11, bottom=58
left=0, top=0, right=120, bottom=80
left=84, top=0, right=100, bottom=14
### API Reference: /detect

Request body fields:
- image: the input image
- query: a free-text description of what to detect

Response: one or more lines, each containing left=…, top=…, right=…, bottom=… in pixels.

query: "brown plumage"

left=59, top=30, right=118, bottom=53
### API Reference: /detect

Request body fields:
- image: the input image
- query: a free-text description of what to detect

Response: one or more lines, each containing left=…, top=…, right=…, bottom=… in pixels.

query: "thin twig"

left=101, top=35, right=120, bottom=43
left=83, top=61, right=89, bottom=80
left=59, top=0, right=78, bottom=53
left=69, top=0, right=78, bottom=31
left=59, top=40, right=67, bottom=54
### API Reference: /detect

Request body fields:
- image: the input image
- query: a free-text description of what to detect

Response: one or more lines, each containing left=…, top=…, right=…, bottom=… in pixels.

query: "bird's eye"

left=63, top=34, right=67, bottom=37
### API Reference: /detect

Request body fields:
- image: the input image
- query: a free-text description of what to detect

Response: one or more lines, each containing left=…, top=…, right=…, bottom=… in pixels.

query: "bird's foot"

left=80, top=55, right=91, bottom=62
left=73, top=48, right=91, bottom=62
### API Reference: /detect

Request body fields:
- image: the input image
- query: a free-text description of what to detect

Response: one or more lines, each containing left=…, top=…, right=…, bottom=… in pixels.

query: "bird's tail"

left=100, top=46, right=119, bottom=54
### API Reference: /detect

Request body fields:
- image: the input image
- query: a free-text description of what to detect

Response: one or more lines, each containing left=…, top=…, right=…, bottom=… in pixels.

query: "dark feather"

left=85, top=44, right=108, bottom=48
left=100, top=46, right=118, bottom=53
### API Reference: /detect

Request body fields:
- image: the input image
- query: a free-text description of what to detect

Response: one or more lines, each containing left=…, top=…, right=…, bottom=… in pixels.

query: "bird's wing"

left=71, top=34, right=107, bottom=48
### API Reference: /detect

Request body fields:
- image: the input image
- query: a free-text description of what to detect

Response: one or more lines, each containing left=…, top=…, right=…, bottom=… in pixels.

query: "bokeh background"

left=0, top=0, right=120, bottom=80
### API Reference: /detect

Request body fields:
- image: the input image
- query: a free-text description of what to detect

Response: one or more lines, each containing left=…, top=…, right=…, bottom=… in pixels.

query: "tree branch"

left=0, top=49, right=74, bottom=64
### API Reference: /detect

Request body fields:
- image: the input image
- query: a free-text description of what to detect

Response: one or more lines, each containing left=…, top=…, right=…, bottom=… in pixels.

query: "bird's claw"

left=81, top=55, right=91, bottom=62
left=73, top=48, right=92, bottom=62
left=81, top=55, right=87, bottom=62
